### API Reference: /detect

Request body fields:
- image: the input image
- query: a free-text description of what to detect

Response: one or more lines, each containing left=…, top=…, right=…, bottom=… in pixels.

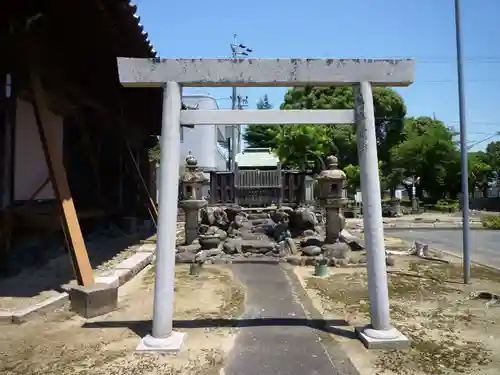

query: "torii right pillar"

left=354, top=81, right=409, bottom=349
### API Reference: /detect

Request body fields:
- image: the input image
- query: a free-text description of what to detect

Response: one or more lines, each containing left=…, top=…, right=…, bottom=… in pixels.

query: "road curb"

left=347, top=224, right=486, bottom=231
left=0, top=242, right=156, bottom=325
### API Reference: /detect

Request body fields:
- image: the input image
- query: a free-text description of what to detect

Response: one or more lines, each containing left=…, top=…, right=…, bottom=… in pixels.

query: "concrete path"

left=224, top=263, right=360, bottom=375
left=389, top=230, right=500, bottom=269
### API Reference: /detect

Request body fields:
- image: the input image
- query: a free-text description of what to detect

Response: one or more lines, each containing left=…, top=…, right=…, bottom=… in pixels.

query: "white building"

left=181, top=95, right=229, bottom=172
left=155, top=95, right=229, bottom=203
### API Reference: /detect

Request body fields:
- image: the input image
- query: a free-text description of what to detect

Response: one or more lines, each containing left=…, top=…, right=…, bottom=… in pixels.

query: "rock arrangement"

left=175, top=205, right=380, bottom=267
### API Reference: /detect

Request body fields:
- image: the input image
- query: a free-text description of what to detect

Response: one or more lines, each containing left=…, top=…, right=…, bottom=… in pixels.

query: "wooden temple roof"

left=3, top=0, right=163, bottom=136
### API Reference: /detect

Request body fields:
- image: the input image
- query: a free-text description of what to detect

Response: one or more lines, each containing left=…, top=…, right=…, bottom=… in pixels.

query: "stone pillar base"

left=136, top=331, right=186, bottom=353
left=355, top=325, right=409, bottom=349
left=185, top=209, right=199, bottom=245
left=69, top=283, right=118, bottom=318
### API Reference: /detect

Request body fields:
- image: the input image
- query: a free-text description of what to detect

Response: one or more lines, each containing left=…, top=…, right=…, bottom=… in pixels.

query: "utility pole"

left=229, top=34, right=252, bottom=170
left=454, top=0, right=471, bottom=284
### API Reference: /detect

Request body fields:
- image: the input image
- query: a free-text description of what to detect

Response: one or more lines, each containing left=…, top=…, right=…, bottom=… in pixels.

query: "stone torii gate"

left=117, top=57, right=415, bottom=352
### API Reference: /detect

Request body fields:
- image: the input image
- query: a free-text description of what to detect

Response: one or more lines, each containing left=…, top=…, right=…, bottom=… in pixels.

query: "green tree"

left=468, top=151, right=494, bottom=196
left=391, top=116, right=459, bottom=200
left=276, top=125, right=331, bottom=171
left=344, top=162, right=384, bottom=196
left=485, top=141, right=500, bottom=180
left=344, top=164, right=361, bottom=196
left=277, top=86, right=406, bottom=178
left=243, top=94, right=281, bottom=149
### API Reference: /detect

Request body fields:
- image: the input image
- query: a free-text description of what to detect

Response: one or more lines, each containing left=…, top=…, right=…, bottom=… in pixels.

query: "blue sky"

left=134, top=0, right=500, bottom=150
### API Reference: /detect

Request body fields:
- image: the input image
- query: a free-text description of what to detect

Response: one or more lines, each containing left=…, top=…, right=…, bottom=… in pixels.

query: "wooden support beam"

left=30, top=73, right=94, bottom=287
left=123, top=139, right=158, bottom=226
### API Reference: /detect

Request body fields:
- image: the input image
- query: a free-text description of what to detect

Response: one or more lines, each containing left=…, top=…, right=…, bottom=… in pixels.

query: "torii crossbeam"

left=117, top=57, right=415, bottom=352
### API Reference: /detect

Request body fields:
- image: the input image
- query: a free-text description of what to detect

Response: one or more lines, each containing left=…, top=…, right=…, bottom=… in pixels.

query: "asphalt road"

left=389, top=230, right=500, bottom=269
left=225, top=264, right=359, bottom=375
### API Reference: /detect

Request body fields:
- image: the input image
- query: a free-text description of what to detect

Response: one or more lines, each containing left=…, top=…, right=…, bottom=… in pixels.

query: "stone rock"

left=339, top=229, right=364, bottom=251
left=270, top=210, right=290, bottom=224
left=251, top=218, right=271, bottom=226
left=198, top=224, right=210, bottom=235
left=205, top=226, right=228, bottom=240
left=282, top=237, right=298, bottom=255
left=251, top=223, right=275, bottom=235
left=216, top=229, right=228, bottom=241
left=213, top=207, right=230, bottom=231
left=386, top=256, right=396, bottom=267
left=231, top=215, right=245, bottom=229
left=224, top=206, right=242, bottom=222
left=198, top=235, right=222, bottom=250
left=248, top=212, right=270, bottom=220
left=287, top=256, right=306, bottom=266
left=336, top=258, right=349, bottom=267
left=240, top=239, right=276, bottom=254
left=240, top=233, right=266, bottom=241
left=222, top=240, right=241, bottom=254
left=200, top=207, right=216, bottom=226
left=176, top=252, right=196, bottom=263
left=302, top=229, right=318, bottom=237
left=322, top=242, right=350, bottom=260
left=227, top=228, right=241, bottom=238
left=315, top=212, right=324, bottom=224
left=289, top=207, right=318, bottom=235
left=196, top=249, right=223, bottom=262
left=301, top=236, right=324, bottom=248
left=301, top=245, right=322, bottom=256
left=272, top=222, right=291, bottom=242
left=177, top=243, right=201, bottom=253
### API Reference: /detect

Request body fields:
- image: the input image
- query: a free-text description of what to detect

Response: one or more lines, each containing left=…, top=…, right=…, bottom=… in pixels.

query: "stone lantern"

left=178, top=152, right=208, bottom=245
left=316, top=155, right=347, bottom=244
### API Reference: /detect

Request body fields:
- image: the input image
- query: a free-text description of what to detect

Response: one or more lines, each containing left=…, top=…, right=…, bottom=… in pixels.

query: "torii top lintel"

left=117, top=57, right=415, bottom=88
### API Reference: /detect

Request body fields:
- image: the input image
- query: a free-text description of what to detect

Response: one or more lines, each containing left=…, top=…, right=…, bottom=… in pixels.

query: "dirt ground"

left=0, top=264, right=244, bottom=375
left=295, top=237, right=500, bottom=375
left=0, top=233, right=154, bottom=312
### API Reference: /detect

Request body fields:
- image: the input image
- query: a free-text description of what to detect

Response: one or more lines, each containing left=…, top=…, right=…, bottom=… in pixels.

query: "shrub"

left=482, top=215, right=500, bottom=229
left=433, top=199, right=459, bottom=213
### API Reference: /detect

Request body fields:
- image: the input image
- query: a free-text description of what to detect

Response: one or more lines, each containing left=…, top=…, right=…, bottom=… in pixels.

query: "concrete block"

left=356, top=325, right=410, bottom=349
left=69, top=283, right=118, bottom=318
left=137, top=243, right=156, bottom=252
left=113, top=268, right=134, bottom=286
left=136, top=331, right=186, bottom=353
left=12, top=293, right=69, bottom=323
left=95, top=275, right=119, bottom=289
left=115, top=252, right=152, bottom=271
left=0, top=311, right=13, bottom=324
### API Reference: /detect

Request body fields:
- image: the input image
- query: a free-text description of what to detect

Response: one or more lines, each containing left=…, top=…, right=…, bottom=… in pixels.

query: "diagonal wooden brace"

left=30, top=72, right=94, bottom=287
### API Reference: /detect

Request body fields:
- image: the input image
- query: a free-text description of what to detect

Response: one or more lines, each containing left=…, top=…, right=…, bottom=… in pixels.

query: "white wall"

left=181, top=95, right=228, bottom=171
left=14, top=99, right=63, bottom=200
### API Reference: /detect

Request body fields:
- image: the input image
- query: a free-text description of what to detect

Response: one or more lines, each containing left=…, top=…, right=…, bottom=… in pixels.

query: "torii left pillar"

left=136, top=81, right=185, bottom=352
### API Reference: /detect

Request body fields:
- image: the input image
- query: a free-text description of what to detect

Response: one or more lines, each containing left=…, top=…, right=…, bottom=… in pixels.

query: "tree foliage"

left=390, top=117, right=459, bottom=199
left=469, top=151, right=494, bottom=194
left=275, top=86, right=405, bottom=177
left=243, top=94, right=281, bottom=149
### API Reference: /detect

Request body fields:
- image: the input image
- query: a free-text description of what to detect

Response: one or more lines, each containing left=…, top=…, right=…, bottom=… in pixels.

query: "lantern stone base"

left=179, top=199, right=207, bottom=245
left=355, top=325, right=409, bottom=349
